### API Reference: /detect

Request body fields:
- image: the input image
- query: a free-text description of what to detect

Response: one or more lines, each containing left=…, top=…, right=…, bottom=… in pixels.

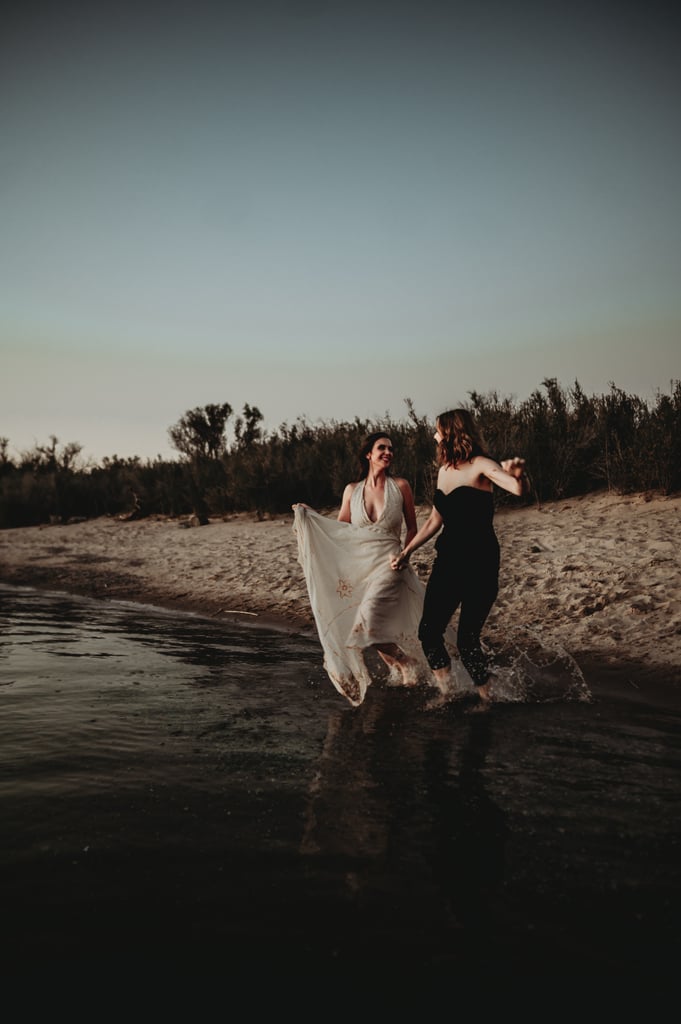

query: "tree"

left=38, top=436, right=83, bottom=471
left=233, top=403, right=263, bottom=449
left=168, top=403, right=233, bottom=460
left=0, top=437, right=10, bottom=471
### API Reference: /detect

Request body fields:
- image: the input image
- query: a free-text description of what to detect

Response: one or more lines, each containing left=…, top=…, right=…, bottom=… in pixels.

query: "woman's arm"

left=390, top=504, right=443, bottom=570
left=395, top=477, right=418, bottom=546
left=481, top=456, right=530, bottom=496
left=337, top=483, right=355, bottom=522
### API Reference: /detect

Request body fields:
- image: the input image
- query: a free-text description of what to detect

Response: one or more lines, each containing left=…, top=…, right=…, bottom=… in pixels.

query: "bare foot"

left=424, top=689, right=468, bottom=711
left=424, top=692, right=448, bottom=711
left=424, top=667, right=470, bottom=710
left=466, top=677, right=494, bottom=714
left=432, top=667, right=451, bottom=696
left=477, top=680, right=492, bottom=702
left=399, top=659, right=420, bottom=687
left=377, top=650, right=420, bottom=687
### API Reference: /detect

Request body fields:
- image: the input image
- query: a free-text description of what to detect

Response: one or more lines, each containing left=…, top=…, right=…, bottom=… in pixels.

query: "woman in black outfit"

left=390, top=408, right=529, bottom=707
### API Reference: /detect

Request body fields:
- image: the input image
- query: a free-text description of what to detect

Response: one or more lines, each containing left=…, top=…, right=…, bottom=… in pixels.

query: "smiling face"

left=367, top=436, right=394, bottom=470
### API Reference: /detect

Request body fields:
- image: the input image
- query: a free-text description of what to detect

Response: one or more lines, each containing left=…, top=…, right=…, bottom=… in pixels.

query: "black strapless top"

left=434, top=486, right=494, bottom=524
left=433, top=487, right=497, bottom=554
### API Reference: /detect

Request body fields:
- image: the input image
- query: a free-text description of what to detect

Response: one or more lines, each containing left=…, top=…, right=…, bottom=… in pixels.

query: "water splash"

left=487, top=626, right=592, bottom=704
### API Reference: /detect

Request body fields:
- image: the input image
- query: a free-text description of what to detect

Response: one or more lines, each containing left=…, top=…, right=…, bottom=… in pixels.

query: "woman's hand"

left=390, top=550, right=410, bottom=571
left=501, top=457, right=526, bottom=480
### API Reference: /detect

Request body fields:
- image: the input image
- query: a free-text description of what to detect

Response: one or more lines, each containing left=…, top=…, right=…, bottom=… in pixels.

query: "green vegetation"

left=1, top=379, right=679, bottom=529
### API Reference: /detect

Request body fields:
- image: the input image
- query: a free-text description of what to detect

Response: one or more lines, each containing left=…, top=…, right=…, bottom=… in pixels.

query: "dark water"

left=1, top=583, right=680, bottom=987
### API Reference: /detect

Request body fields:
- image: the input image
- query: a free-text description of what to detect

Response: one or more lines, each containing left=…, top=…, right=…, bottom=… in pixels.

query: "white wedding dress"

left=293, top=478, right=467, bottom=706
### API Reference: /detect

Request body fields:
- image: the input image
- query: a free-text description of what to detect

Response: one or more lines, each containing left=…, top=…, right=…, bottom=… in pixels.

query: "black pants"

left=418, top=544, right=499, bottom=688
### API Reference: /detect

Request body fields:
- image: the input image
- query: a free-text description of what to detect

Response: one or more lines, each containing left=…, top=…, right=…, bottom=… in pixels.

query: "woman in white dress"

left=293, top=432, right=464, bottom=706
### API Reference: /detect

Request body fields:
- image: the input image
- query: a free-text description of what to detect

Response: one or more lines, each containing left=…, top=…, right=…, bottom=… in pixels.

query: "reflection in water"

left=430, top=714, right=508, bottom=928
left=301, top=688, right=509, bottom=943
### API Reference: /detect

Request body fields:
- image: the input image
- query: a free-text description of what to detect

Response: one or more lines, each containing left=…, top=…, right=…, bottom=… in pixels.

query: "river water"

left=1, top=582, right=680, bottom=987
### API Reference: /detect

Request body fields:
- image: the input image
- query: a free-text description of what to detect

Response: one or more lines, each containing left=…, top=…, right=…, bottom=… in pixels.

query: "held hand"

left=390, top=550, right=409, bottom=571
left=501, top=456, right=526, bottom=480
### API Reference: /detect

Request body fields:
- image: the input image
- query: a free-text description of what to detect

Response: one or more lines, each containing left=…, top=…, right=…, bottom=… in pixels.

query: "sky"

left=2, top=0, right=679, bottom=463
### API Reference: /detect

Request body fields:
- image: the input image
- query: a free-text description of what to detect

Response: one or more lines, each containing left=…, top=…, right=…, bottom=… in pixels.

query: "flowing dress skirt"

left=293, top=505, right=468, bottom=705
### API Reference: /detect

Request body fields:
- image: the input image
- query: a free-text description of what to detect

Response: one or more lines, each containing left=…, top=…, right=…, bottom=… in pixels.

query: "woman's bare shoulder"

left=393, top=475, right=414, bottom=494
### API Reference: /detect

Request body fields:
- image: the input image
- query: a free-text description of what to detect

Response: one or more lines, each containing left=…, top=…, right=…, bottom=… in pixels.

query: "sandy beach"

left=2, top=489, right=679, bottom=698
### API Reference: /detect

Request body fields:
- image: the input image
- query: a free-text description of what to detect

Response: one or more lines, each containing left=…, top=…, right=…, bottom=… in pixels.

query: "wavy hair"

left=435, top=409, right=486, bottom=468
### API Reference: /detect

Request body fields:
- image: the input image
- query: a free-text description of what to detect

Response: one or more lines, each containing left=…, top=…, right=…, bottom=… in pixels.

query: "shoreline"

left=2, top=578, right=677, bottom=712
left=2, top=488, right=680, bottom=701
left=0, top=510, right=313, bottom=633
left=0, top=552, right=313, bottom=637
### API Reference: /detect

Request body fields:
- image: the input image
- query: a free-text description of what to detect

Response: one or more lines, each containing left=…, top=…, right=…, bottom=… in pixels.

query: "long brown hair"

left=435, top=409, right=486, bottom=468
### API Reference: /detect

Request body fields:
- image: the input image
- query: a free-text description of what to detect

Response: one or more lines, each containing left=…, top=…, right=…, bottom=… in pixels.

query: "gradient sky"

left=2, top=0, right=679, bottom=462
